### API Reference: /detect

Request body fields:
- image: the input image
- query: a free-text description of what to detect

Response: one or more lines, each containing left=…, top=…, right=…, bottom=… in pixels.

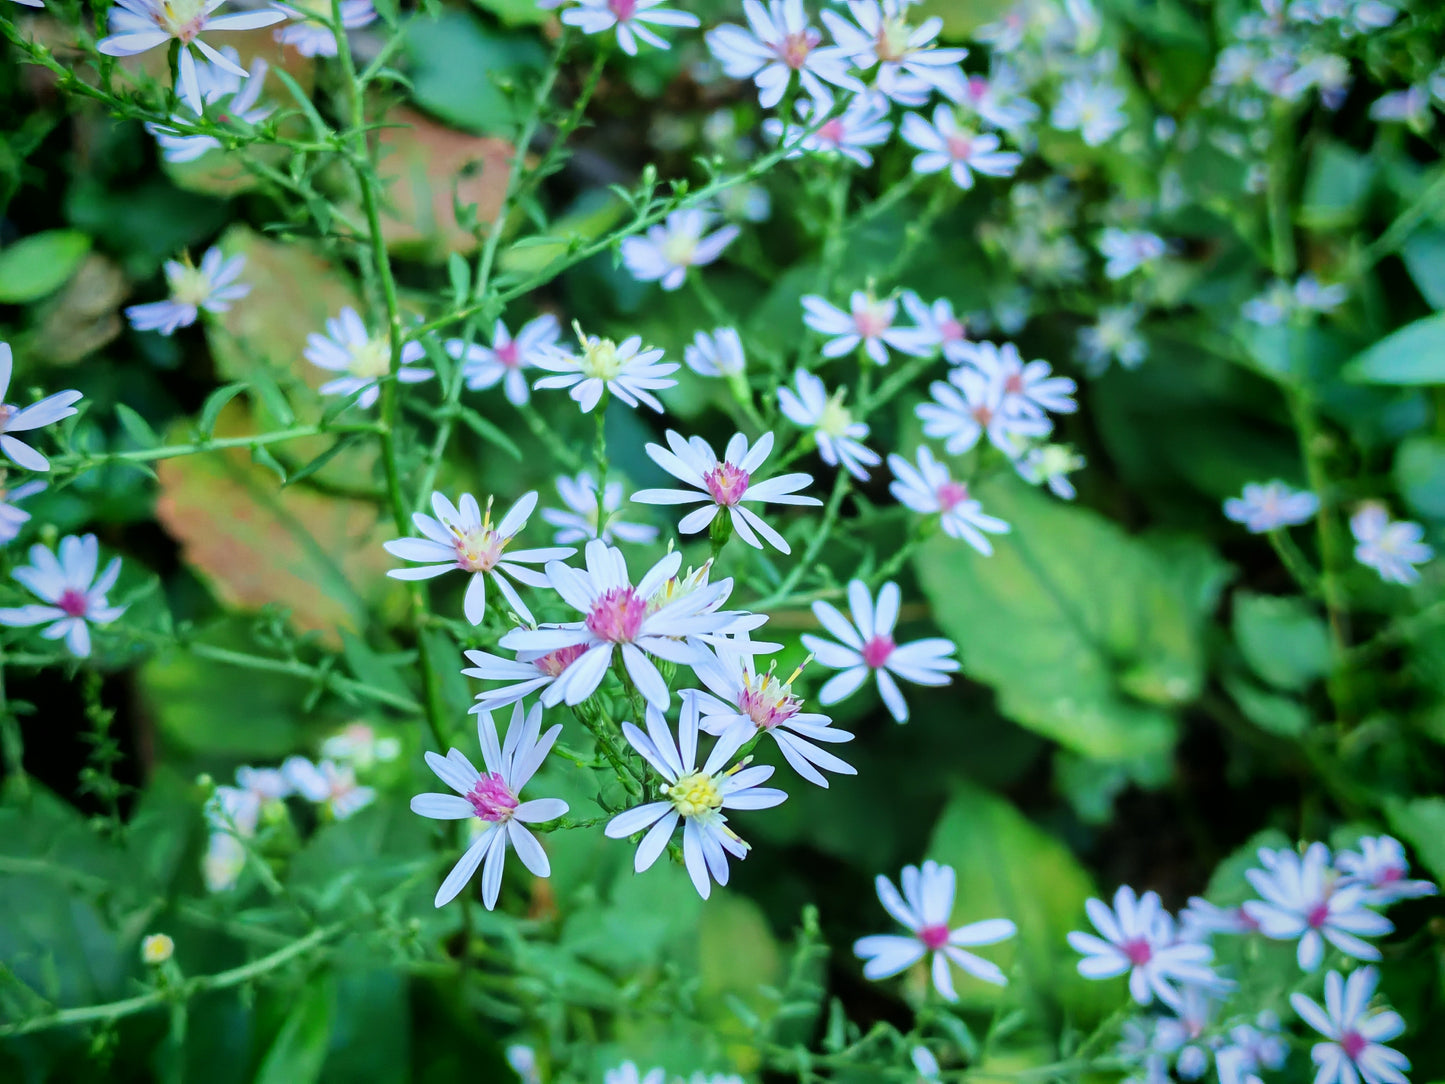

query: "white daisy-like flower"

left=0, top=479, right=45, bottom=545
left=561, top=0, right=700, bottom=55
left=900, top=292, right=971, bottom=364
left=125, top=246, right=250, bottom=336
left=1077, top=304, right=1148, bottom=374
left=763, top=92, right=894, bottom=168
left=410, top=701, right=568, bottom=909
left=958, top=63, right=1040, bottom=132
left=1336, top=836, right=1437, bottom=907
left=802, top=291, right=933, bottom=366
left=1350, top=502, right=1433, bottom=586
left=499, top=539, right=746, bottom=709
left=145, top=49, right=273, bottom=163
left=632, top=430, right=820, bottom=553
left=605, top=1063, right=666, bottom=1084
left=505, top=1046, right=542, bottom=1084
left=965, top=340, right=1076, bottom=418
left=282, top=756, right=375, bottom=820
left=1214, top=1016, right=1288, bottom=1084
left=202, top=832, right=247, bottom=892
left=320, top=722, right=400, bottom=771
left=0, top=534, right=126, bottom=658
left=776, top=369, right=881, bottom=481
left=901, top=106, right=1023, bottom=189
left=1289, top=968, right=1410, bottom=1084
left=684, top=327, right=746, bottom=377
left=541, top=470, right=658, bottom=546
left=853, top=860, right=1016, bottom=1000
left=272, top=0, right=376, bottom=57
left=1098, top=228, right=1166, bottom=280
left=604, top=700, right=786, bottom=899
left=96, top=0, right=285, bottom=114
left=304, top=307, right=433, bottom=410
left=206, top=765, right=290, bottom=838
left=1178, top=897, right=1260, bottom=942
left=802, top=580, right=959, bottom=723
left=1014, top=444, right=1086, bottom=501
left=647, top=560, right=774, bottom=658
left=445, top=314, right=559, bottom=407
left=1223, top=481, right=1318, bottom=533
left=1051, top=78, right=1128, bottom=146
left=688, top=646, right=856, bottom=787
left=821, top=0, right=970, bottom=105
left=912, top=1046, right=942, bottom=1082
left=620, top=209, right=739, bottom=292
left=1067, top=884, right=1218, bottom=1010
left=888, top=446, right=1010, bottom=554
left=1242, top=843, right=1394, bottom=971
left=462, top=643, right=592, bottom=713
left=0, top=344, right=82, bottom=472
left=705, top=0, right=858, bottom=108
left=532, top=329, right=679, bottom=413
left=915, top=367, right=1052, bottom=456
left=383, top=491, right=572, bottom=626
left=1154, top=985, right=1221, bottom=1081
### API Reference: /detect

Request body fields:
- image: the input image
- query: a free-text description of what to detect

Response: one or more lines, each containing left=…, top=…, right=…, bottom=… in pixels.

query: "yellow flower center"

left=581, top=337, right=623, bottom=382
left=664, top=771, right=723, bottom=817
left=817, top=392, right=854, bottom=438
left=168, top=262, right=214, bottom=308
left=350, top=336, right=393, bottom=379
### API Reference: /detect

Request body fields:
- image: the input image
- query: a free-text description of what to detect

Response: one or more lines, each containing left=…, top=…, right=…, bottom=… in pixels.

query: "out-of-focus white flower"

left=821, top=0, right=969, bottom=105
left=854, top=860, right=1016, bottom=999
left=777, top=369, right=881, bottom=481
left=1067, top=885, right=1218, bottom=1009
left=0, top=534, right=125, bottom=657
left=605, top=1062, right=666, bottom=1084
left=1214, top=1015, right=1288, bottom=1084
left=384, top=491, right=571, bottom=626
left=283, top=756, right=376, bottom=819
left=966, top=340, right=1076, bottom=417
left=621, top=209, right=739, bottom=291
left=562, top=0, right=700, bottom=54
left=705, top=0, right=858, bottom=107
left=203, top=832, right=247, bottom=892
left=146, top=49, right=273, bottom=162
left=462, top=643, right=591, bottom=712
left=888, top=446, right=1010, bottom=553
left=1077, top=304, right=1147, bottom=374
left=684, top=327, right=746, bottom=377
left=1336, top=836, right=1437, bottom=906
left=1051, top=78, right=1128, bottom=145
left=304, top=307, right=433, bottom=410
left=97, top=0, right=284, bottom=113
left=605, top=701, right=786, bottom=899
left=1154, top=986, right=1221, bottom=1080
left=446, top=314, right=559, bottom=407
left=411, top=701, right=567, bottom=909
left=0, top=343, right=81, bottom=472
left=1243, top=843, right=1394, bottom=970
left=764, top=92, right=894, bottom=167
left=633, top=430, right=819, bottom=553
left=272, top=0, right=376, bottom=57
left=0, top=478, right=45, bottom=545
left=1368, top=85, right=1431, bottom=127
left=533, top=330, right=679, bottom=413
left=126, top=247, right=249, bottom=336
left=902, top=106, right=1023, bottom=189
left=1014, top=443, right=1085, bottom=500
left=542, top=471, right=658, bottom=546
left=1097, top=228, right=1166, bottom=280
left=1290, top=968, right=1410, bottom=1084
left=912, top=1046, right=942, bottom=1082
left=1350, top=502, right=1433, bottom=585
left=1223, top=481, right=1318, bottom=533
left=959, top=63, right=1040, bottom=132
left=505, top=1045, right=542, bottom=1084
left=901, top=292, right=971, bottom=363
left=320, top=723, right=401, bottom=771
left=1179, top=897, right=1259, bottom=942
left=916, top=367, right=1052, bottom=456
left=802, top=291, right=934, bottom=366
left=803, top=580, right=959, bottom=723
left=1117, top=1018, right=1171, bottom=1084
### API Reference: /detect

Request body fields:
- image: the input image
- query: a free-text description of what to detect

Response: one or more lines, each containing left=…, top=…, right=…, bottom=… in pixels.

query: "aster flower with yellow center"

left=126, top=246, right=250, bottom=337
left=304, top=307, right=434, bottom=410
left=532, top=325, right=679, bottom=413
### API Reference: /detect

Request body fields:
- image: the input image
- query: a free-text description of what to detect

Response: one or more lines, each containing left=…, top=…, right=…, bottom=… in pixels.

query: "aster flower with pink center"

left=802, top=291, right=934, bottom=366
left=1336, top=836, right=1436, bottom=907
left=561, top=0, right=700, bottom=54
left=411, top=701, right=567, bottom=909
left=688, top=646, right=856, bottom=787
left=888, top=446, right=1010, bottom=555
left=620, top=209, right=739, bottom=292
left=854, top=860, right=1016, bottom=1000
left=0, top=478, right=45, bottom=546
left=915, top=365, right=1052, bottom=456
left=499, top=540, right=748, bottom=709
left=1290, top=968, right=1410, bottom=1084
left=384, top=491, right=573, bottom=626
left=445, top=314, right=560, bottom=407
left=705, top=0, right=859, bottom=107
left=604, top=700, right=786, bottom=899
left=964, top=341, right=1076, bottom=418
left=1068, top=884, right=1218, bottom=1010
left=0, top=534, right=126, bottom=658
left=0, top=343, right=83, bottom=472
left=901, top=106, right=1023, bottom=190
left=282, top=756, right=375, bottom=820
left=632, top=430, right=820, bottom=553
left=763, top=92, right=894, bottom=168
left=1243, top=843, right=1394, bottom=971
left=1178, top=896, right=1260, bottom=942
left=462, top=643, right=593, bottom=713
left=802, top=580, right=958, bottom=723
left=901, top=292, right=971, bottom=364
left=959, top=62, right=1039, bottom=132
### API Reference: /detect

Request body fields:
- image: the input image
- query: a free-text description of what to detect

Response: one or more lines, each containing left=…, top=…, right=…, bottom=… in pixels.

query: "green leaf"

left=0, top=230, right=91, bottom=303
left=457, top=405, right=522, bottom=460
left=198, top=382, right=249, bottom=437
left=1223, top=672, right=1310, bottom=738
left=400, top=11, right=548, bottom=138
left=1232, top=592, right=1332, bottom=691
left=913, top=475, right=1226, bottom=760
left=1384, top=797, right=1445, bottom=885
left=1394, top=435, right=1445, bottom=521
left=114, top=403, right=161, bottom=449
left=926, top=780, right=1099, bottom=1014
left=253, top=973, right=336, bottom=1084
left=1401, top=228, right=1445, bottom=310
left=468, top=0, right=550, bottom=26
left=1341, top=312, right=1445, bottom=385
left=447, top=252, right=471, bottom=306
left=1300, top=141, right=1374, bottom=230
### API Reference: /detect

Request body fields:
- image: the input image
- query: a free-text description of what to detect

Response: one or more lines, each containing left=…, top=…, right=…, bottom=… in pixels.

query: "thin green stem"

left=755, top=469, right=850, bottom=609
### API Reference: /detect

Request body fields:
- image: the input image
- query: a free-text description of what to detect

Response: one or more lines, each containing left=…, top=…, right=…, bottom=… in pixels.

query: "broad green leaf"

left=1341, top=312, right=1445, bottom=385
left=913, top=475, right=1226, bottom=760
left=1204, top=827, right=1292, bottom=905
left=0, top=230, right=91, bottom=303
left=1300, top=141, right=1374, bottom=230
left=1401, top=228, right=1445, bottom=310
left=698, top=892, right=783, bottom=1073
left=468, top=0, right=549, bottom=27
left=253, top=973, right=337, bottom=1084
left=401, top=11, right=548, bottom=138
left=1223, top=672, right=1310, bottom=738
left=1394, top=435, right=1445, bottom=520
left=1232, top=592, right=1332, bottom=691
left=320, top=970, right=410, bottom=1084
left=1384, top=797, right=1445, bottom=885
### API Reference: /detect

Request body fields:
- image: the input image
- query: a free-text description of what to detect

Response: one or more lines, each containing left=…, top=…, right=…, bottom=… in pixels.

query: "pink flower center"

left=780, top=29, right=819, bottom=69
left=853, top=305, right=890, bottom=339
left=454, top=527, right=505, bottom=573
left=1306, top=902, right=1330, bottom=929
left=703, top=461, right=751, bottom=506
left=972, top=404, right=994, bottom=426
left=939, top=318, right=964, bottom=342
left=1122, top=938, right=1152, bottom=966
left=1004, top=373, right=1025, bottom=394
left=534, top=643, right=589, bottom=677
left=966, top=75, right=989, bottom=102
left=608, top=0, right=636, bottom=19
left=467, top=772, right=519, bottom=822
left=586, top=586, right=648, bottom=643
left=945, top=133, right=974, bottom=161
left=1237, top=907, right=1260, bottom=932
left=936, top=480, right=970, bottom=512
left=817, top=118, right=846, bottom=144
left=1340, top=1031, right=1368, bottom=1062
left=0, top=404, right=14, bottom=432
left=495, top=341, right=521, bottom=368
left=861, top=634, right=895, bottom=669
left=919, top=923, right=951, bottom=950
left=1375, top=865, right=1403, bottom=886
left=58, top=588, right=89, bottom=618
left=738, top=684, right=800, bottom=729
